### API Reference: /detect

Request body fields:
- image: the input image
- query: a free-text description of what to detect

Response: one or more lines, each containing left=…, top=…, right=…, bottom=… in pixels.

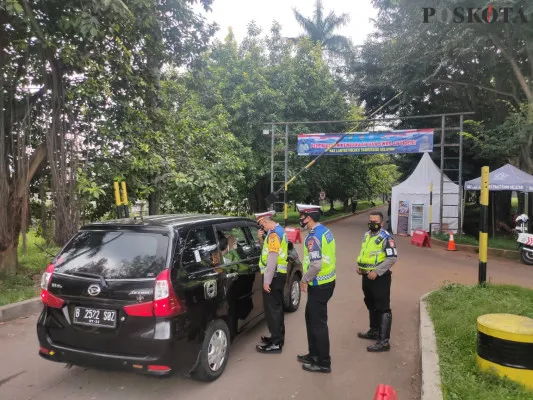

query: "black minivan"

left=37, top=215, right=302, bottom=381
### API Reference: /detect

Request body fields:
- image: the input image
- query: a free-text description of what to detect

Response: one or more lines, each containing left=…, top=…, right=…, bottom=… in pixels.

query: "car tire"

left=191, top=319, right=231, bottom=382
left=284, top=273, right=301, bottom=313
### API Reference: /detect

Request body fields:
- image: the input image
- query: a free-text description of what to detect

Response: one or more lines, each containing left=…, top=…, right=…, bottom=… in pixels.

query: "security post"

left=121, top=181, right=129, bottom=218
left=114, top=181, right=123, bottom=219
left=478, top=166, right=489, bottom=285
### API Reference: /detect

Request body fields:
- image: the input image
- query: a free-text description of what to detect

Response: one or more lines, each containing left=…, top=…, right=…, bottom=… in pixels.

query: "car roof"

left=82, top=214, right=255, bottom=230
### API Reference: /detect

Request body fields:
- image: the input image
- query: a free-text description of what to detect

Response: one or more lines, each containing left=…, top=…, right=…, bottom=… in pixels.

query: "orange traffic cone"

left=447, top=231, right=457, bottom=251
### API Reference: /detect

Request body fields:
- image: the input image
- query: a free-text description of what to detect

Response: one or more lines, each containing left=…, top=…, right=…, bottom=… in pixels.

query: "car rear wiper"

left=69, top=272, right=109, bottom=288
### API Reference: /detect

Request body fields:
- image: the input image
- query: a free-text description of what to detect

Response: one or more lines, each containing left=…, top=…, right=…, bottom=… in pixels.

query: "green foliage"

left=427, top=284, right=533, bottom=399
left=0, top=230, right=59, bottom=306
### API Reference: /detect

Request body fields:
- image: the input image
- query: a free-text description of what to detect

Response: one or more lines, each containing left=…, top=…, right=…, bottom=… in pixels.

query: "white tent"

left=391, top=153, right=459, bottom=235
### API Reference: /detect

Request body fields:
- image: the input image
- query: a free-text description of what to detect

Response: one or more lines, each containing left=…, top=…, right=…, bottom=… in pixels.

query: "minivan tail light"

left=41, top=264, right=54, bottom=290
left=153, top=269, right=182, bottom=317
left=124, top=269, right=183, bottom=318
left=40, top=264, right=65, bottom=308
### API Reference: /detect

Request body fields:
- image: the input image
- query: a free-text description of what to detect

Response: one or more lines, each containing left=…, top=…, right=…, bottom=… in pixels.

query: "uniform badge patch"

left=267, top=233, right=281, bottom=253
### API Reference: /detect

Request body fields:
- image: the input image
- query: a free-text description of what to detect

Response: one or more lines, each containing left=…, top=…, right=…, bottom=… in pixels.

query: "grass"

left=433, top=232, right=518, bottom=251
left=0, top=231, right=59, bottom=307
left=427, top=283, right=533, bottom=400
left=273, top=199, right=384, bottom=226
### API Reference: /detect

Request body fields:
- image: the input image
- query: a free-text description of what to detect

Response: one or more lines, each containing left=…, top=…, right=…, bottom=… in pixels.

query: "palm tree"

left=292, top=0, right=352, bottom=56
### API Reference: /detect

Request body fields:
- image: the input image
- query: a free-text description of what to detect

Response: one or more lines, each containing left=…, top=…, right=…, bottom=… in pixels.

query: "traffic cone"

left=374, top=384, right=397, bottom=400
left=447, top=231, right=457, bottom=251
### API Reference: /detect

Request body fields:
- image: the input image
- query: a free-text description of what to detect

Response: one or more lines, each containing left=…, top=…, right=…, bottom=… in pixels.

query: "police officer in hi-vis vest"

left=296, top=204, right=336, bottom=373
left=255, top=210, right=288, bottom=354
left=356, top=211, right=397, bottom=352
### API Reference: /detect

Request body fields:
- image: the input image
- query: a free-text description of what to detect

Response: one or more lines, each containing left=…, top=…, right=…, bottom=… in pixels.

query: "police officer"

left=356, top=211, right=397, bottom=352
left=296, top=204, right=336, bottom=373
left=255, top=211, right=288, bottom=354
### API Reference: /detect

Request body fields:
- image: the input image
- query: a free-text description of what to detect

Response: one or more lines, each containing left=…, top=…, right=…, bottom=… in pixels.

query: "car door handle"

left=226, top=272, right=238, bottom=280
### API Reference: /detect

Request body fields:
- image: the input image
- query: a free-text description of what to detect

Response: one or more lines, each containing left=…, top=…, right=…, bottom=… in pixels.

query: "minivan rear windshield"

left=54, top=230, right=170, bottom=279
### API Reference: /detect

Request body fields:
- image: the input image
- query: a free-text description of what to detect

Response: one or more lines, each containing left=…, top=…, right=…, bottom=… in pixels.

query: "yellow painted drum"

left=476, top=313, right=533, bottom=390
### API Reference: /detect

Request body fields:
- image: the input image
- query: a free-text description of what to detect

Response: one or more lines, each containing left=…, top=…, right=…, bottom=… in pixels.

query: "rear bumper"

left=38, top=342, right=174, bottom=376
left=37, top=309, right=199, bottom=376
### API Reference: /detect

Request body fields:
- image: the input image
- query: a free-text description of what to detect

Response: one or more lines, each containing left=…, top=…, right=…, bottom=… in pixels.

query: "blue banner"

left=297, top=129, right=434, bottom=156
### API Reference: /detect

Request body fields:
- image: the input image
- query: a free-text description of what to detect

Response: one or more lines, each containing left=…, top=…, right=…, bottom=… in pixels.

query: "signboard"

left=397, top=200, right=410, bottom=235
left=319, top=191, right=326, bottom=200
left=297, top=129, right=434, bottom=156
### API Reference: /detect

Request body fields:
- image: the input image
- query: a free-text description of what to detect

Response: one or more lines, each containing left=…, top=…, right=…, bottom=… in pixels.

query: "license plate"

left=73, top=307, right=117, bottom=328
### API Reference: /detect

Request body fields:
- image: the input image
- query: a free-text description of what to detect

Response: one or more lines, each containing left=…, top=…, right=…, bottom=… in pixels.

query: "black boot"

left=297, top=354, right=318, bottom=364
left=367, top=312, right=392, bottom=352
left=261, top=335, right=284, bottom=346
left=256, top=342, right=282, bottom=354
left=358, top=311, right=380, bottom=340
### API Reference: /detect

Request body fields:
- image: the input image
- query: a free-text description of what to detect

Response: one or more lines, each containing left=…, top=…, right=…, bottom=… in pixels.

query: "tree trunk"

left=329, top=198, right=334, bottom=212
left=0, top=244, right=18, bottom=276
left=343, top=198, right=349, bottom=212
left=149, top=187, right=161, bottom=215
left=39, top=179, right=49, bottom=244
left=0, top=186, right=24, bottom=275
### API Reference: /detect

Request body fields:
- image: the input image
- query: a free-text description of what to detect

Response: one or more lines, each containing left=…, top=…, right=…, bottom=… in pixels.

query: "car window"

left=216, top=226, right=254, bottom=264
left=54, top=230, right=169, bottom=279
left=181, top=226, right=218, bottom=272
left=247, top=225, right=262, bottom=256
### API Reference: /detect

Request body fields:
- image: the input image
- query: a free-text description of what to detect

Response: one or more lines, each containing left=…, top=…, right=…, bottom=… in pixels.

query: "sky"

left=195, top=0, right=378, bottom=45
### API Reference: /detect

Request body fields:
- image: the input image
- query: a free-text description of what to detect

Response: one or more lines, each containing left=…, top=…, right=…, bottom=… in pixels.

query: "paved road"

left=3, top=209, right=533, bottom=400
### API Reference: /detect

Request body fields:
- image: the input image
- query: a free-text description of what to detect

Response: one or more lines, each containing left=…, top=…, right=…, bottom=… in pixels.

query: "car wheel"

left=191, top=319, right=230, bottom=382
left=284, top=273, right=301, bottom=312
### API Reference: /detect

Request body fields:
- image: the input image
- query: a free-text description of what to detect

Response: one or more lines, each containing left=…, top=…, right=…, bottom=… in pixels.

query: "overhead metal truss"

left=264, top=112, right=475, bottom=232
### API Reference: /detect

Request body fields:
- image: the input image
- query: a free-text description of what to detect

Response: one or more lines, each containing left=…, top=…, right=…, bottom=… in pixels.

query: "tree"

left=292, top=0, right=353, bottom=59
left=0, top=0, right=132, bottom=273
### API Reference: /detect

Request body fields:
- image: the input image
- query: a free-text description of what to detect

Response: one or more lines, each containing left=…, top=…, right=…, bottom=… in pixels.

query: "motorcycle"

left=515, top=214, right=533, bottom=265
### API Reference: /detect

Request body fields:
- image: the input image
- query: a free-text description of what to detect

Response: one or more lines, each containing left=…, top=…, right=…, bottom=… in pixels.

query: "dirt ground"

left=2, top=208, right=533, bottom=400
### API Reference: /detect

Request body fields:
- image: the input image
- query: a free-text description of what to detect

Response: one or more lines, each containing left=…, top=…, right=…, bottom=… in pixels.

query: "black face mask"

left=368, top=222, right=381, bottom=232
left=299, top=217, right=308, bottom=228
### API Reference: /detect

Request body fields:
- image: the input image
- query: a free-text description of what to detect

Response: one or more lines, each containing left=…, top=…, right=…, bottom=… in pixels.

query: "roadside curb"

left=431, top=237, right=520, bottom=260
left=0, top=297, right=42, bottom=323
left=420, top=291, right=444, bottom=400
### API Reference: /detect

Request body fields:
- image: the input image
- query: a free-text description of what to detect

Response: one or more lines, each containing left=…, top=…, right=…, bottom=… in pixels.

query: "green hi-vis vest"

left=260, top=225, right=288, bottom=274
left=357, top=230, right=387, bottom=271
left=303, top=224, right=336, bottom=286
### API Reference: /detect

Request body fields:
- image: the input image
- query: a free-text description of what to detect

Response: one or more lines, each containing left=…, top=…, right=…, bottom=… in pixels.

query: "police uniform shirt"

left=363, top=229, right=398, bottom=276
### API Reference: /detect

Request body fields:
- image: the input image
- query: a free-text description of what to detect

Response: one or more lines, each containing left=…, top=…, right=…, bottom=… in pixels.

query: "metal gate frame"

left=264, top=111, right=475, bottom=232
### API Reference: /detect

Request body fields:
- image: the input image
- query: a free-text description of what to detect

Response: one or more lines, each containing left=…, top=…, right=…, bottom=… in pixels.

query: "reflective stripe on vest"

left=303, top=225, right=336, bottom=286
left=357, top=231, right=387, bottom=271
left=260, top=226, right=288, bottom=274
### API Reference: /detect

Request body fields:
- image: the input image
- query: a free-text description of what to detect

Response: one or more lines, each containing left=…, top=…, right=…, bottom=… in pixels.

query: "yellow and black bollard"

left=476, top=313, right=533, bottom=390
left=114, top=182, right=123, bottom=219
left=478, top=167, right=489, bottom=285
left=121, top=181, right=130, bottom=218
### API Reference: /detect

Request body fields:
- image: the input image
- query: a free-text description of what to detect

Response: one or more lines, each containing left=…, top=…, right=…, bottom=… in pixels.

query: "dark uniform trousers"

left=263, top=273, right=286, bottom=344
left=306, top=281, right=335, bottom=367
left=362, top=271, right=391, bottom=331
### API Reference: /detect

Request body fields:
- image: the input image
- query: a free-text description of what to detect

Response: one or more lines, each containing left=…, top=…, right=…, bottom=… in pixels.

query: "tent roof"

left=464, top=164, right=533, bottom=191
left=392, top=152, right=457, bottom=194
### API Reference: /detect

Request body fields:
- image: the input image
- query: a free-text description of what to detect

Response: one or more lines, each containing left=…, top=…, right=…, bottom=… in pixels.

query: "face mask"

left=299, top=217, right=308, bottom=228
left=368, top=222, right=381, bottom=232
